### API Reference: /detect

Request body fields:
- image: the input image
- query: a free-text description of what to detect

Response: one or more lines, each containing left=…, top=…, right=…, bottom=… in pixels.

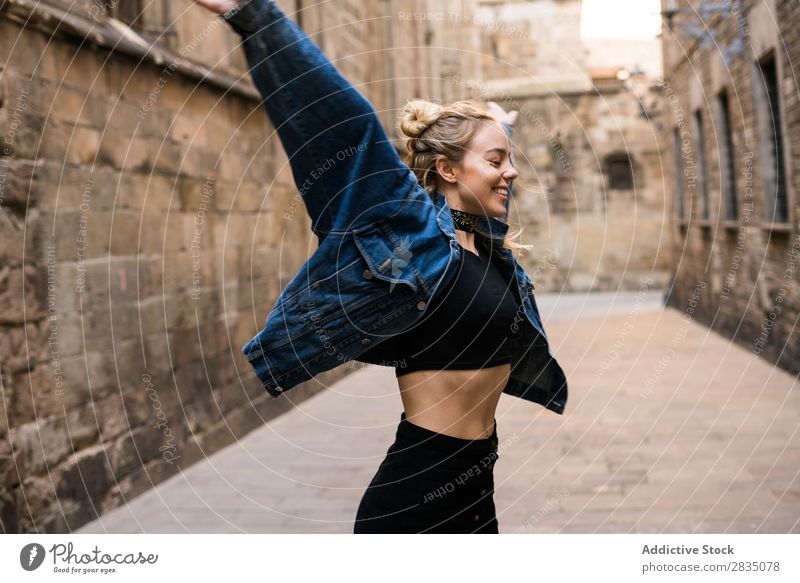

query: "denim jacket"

left=224, top=0, right=567, bottom=414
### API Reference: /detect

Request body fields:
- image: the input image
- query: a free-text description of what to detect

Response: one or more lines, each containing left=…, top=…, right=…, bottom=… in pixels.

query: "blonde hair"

left=397, top=99, right=531, bottom=258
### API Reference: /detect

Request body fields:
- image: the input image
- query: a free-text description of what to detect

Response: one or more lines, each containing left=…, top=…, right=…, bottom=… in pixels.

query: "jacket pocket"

left=352, top=222, right=421, bottom=294
left=252, top=226, right=422, bottom=355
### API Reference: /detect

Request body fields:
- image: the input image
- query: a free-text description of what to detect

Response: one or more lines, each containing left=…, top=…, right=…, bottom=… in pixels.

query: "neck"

left=448, top=207, right=480, bottom=255
left=454, top=229, right=476, bottom=252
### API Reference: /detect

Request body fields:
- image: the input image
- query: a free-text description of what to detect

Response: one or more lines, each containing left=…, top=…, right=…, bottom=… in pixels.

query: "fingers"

left=486, top=101, right=519, bottom=126
left=192, top=0, right=238, bottom=16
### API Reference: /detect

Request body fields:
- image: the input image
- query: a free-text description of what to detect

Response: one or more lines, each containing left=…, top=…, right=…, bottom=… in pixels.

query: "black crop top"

left=380, top=245, right=521, bottom=377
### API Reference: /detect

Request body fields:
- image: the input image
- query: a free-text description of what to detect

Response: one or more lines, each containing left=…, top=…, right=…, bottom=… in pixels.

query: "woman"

left=193, top=0, right=568, bottom=534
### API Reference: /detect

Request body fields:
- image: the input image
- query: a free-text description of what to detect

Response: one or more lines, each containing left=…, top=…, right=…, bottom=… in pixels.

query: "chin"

left=490, top=203, right=507, bottom=217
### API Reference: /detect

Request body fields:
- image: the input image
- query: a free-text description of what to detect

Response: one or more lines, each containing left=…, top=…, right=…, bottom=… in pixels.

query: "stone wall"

left=0, top=0, right=479, bottom=533
left=659, top=0, right=800, bottom=375
left=503, top=80, right=672, bottom=292
left=463, top=0, right=671, bottom=292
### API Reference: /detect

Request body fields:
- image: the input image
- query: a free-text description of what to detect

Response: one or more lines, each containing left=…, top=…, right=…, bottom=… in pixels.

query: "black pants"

left=354, top=412, right=500, bottom=534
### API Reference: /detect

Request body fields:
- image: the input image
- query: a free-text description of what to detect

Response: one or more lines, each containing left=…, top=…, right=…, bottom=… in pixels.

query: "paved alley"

left=80, top=289, right=800, bottom=533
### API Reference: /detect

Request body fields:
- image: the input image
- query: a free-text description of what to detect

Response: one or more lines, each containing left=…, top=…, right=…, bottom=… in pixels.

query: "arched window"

left=605, top=153, right=635, bottom=190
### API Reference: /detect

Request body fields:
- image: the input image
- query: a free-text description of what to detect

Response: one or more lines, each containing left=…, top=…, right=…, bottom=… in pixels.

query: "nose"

left=502, top=162, right=519, bottom=181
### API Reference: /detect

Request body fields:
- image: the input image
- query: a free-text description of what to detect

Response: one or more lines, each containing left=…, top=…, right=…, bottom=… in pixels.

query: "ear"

left=435, top=156, right=459, bottom=184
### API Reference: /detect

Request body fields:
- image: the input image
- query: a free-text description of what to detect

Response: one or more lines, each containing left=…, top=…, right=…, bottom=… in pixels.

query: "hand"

left=191, top=0, right=241, bottom=16
left=487, top=101, right=519, bottom=127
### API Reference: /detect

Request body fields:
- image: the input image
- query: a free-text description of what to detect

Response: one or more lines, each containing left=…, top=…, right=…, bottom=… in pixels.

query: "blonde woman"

left=194, top=0, right=568, bottom=534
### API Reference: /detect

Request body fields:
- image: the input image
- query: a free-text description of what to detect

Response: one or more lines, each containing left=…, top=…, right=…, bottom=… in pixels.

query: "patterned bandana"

left=449, top=209, right=482, bottom=233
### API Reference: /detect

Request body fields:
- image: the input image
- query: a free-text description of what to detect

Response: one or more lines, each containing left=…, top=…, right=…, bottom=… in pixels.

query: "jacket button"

left=361, top=337, right=372, bottom=345
left=362, top=269, right=373, bottom=280
left=473, top=514, right=481, bottom=522
left=480, top=488, right=487, bottom=496
left=416, top=301, right=427, bottom=311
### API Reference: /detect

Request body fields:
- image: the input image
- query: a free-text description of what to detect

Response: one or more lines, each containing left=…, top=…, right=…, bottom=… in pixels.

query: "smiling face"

left=436, top=120, right=519, bottom=218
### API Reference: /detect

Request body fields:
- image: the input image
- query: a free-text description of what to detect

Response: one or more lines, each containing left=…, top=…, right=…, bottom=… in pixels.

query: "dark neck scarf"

left=449, top=209, right=482, bottom=234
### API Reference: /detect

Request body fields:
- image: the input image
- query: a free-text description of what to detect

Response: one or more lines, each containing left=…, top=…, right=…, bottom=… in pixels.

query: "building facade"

left=463, top=0, right=671, bottom=291
left=659, top=0, right=799, bottom=375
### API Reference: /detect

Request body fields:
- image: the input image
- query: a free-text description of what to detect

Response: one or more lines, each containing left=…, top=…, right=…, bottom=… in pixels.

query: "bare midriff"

left=397, top=363, right=510, bottom=440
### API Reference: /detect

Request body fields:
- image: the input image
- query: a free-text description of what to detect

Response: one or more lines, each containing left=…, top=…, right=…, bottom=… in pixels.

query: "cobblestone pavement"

left=80, top=289, right=800, bottom=533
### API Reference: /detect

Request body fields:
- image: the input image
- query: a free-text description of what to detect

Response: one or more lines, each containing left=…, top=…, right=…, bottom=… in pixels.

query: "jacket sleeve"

left=223, top=0, right=419, bottom=236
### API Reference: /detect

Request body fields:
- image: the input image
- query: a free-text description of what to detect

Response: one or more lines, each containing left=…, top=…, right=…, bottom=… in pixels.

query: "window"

left=605, top=153, right=635, bottom=190
left=755, top=52, right=788, bottom=223
left=673, top=128, right=685, bottom=219
left=716, top=90, right=738, bottom=220
left=692, top=110, right=709, bottom=220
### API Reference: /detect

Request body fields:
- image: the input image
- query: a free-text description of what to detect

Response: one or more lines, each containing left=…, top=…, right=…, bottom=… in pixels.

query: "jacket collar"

left=432, top=190, right=510, bottom=243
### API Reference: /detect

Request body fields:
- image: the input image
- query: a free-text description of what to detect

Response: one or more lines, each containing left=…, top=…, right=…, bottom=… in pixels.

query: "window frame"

left=605, top=152, right=635, bottom=191
left=692, top=109, right=710, bottom=221
left=754, top=50, right=790, bottom=225
left=716, top=89, right=738, bottom=222
left=673, top=127, right=685, bottom=220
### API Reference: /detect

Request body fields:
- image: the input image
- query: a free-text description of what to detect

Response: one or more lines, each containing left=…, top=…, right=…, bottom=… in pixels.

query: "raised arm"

left=195, top=0, right=419, bottom=236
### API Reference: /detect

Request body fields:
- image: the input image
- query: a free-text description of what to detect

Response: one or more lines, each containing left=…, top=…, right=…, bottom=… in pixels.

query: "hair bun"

left=399, top=99, right=443, bottom=139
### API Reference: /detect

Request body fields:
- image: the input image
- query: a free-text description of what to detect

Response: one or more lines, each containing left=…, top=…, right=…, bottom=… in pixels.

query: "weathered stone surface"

left=12, top=418, right=71, bottom=476
left=55, top=446, right=112, bottom=508
left=0, top=265, right=43, bottom=324
left=662, top=0, right=800, bottom=378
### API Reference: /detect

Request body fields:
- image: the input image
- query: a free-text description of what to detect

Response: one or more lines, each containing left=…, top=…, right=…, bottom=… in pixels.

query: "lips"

left=492, top=188, right=509, bottom=205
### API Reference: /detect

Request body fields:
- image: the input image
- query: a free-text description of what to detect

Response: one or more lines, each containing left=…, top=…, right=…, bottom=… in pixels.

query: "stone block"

left=94, top=391, right=130, bottom=443
left=173, top=364, right=206, bottom=406
left=4, top=24, right=52, bottom=76
left=0, top=433, right=18, bottom=487
left=12, top=417, right=71, bottom=475
left=109, top=426, right=165, bottom=476
left=9, top=365, right=56, bottom=426
left=103, top=454, right=181, bottom=512
left=0, top=484, right=19, bottom=533
left=154, top=140, right=183, bottom=176
left=138, top=211, right=166, bottom=255
left=59, top=351, right=115, bottom=406
left=66, top=126, right=102, bottom=166
left=180, top=145, right=218, bottom=178
left=33, top=161, right=84, bottom=210
left=0, top=265, right=43, bottom=325
left=105, top=97, right=146, bottom=135
left=159, top=251, right=188, bottom=294
left=0, top=209, right=24, bottom=266
left=108, top=211, right=140, bottom=256
left=55, top=446, right=112, bottom=519
left=48, top=83, right=107, bottom=128
left=97, top=130, right=148, bottom=171
left=184, top=399, right=216, bottom=435
left=142, top=331, right=173, bottom=376
left=0, top=158, right=36, bottom=212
